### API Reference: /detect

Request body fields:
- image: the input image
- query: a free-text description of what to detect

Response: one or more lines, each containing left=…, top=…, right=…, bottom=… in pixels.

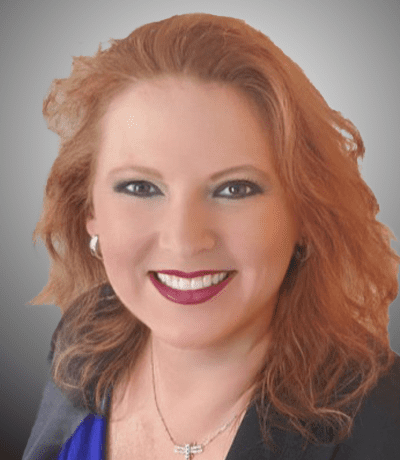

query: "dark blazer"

left=23, top=353, right=400, bottom=460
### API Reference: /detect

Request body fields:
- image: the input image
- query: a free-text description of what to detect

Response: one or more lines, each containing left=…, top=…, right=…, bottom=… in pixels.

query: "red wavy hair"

left=30, top=13, right=399, bottom=452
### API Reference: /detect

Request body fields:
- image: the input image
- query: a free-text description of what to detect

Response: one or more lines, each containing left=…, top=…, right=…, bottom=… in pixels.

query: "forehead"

left=104, top=76, right=267, bottom=132
left=98, top=76, right=275, bottom=176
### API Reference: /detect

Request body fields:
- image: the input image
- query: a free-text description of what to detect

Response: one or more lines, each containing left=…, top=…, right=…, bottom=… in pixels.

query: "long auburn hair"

left=31, top=13, right=399, bottom=452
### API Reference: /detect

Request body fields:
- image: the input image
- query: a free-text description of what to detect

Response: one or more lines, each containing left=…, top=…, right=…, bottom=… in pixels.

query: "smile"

left=155, top=271, right=230, bottom=290
left=149, top=271, right=235, bottom=305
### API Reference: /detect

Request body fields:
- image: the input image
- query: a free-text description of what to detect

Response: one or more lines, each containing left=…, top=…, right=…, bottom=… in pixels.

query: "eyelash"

left=114, top=178, right=264, bottom=200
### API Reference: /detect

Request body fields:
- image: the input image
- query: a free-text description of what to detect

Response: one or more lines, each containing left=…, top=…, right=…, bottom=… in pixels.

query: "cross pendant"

left=174, top=443, right=203, bottom=460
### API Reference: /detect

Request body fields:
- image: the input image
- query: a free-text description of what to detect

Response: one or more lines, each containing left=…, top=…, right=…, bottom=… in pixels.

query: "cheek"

left=100, top=223, right=148, bottom=266
left=98, top=215, right=152, bottom=304
left=94, top=200, right=149, bottom=265
left=231, top=201, right=296, bottom=264
left=237, top=210, right=296, bottom=301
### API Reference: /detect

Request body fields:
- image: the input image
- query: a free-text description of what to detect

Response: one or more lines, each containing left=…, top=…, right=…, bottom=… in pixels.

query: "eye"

left=114, top=179, right=264, bottom=199
left=114, top=180, right=161, bottom=197
left=214, top=180, right=263, bottom=199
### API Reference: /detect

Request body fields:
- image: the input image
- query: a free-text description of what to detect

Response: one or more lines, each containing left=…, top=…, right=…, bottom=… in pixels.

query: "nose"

left=157, top=197, right=216, bottom=256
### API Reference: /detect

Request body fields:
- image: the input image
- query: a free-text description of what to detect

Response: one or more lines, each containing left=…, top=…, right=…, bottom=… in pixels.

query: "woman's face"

left=87, top=76, right=300, bottom=350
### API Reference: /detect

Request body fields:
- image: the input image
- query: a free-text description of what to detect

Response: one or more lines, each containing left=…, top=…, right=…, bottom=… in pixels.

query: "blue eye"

left=114, top=179, right=263, bottom=199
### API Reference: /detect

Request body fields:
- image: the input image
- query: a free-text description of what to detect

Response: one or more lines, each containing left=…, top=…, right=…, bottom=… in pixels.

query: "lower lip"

left=149, top=272, right=235, bottom=305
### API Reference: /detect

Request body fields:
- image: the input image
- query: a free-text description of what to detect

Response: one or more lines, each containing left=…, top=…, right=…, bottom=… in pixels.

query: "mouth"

left=148, top=270, right=236, bottom=305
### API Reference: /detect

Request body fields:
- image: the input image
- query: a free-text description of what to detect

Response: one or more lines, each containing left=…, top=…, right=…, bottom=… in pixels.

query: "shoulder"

left=22, top=372, right=90, bottom=460
left=334, top=352, right=400, bottom=458
left=274, top=353, right=400, bottom=460
left=359, top=352, right=400, bottom=416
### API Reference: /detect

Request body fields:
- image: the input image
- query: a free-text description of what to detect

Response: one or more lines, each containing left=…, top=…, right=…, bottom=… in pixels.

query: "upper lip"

left=151, top=270, right=235, bottom=278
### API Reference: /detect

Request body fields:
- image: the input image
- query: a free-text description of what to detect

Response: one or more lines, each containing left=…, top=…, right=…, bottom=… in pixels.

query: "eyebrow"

left=109, top=164, right=272, bottom=182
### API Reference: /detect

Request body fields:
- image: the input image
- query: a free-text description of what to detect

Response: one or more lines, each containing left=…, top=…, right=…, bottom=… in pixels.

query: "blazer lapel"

left=224, top=403, right=314, bottom=460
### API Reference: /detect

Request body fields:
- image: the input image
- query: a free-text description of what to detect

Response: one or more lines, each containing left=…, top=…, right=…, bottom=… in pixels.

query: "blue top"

left=57, top=414, right=106, bottom=460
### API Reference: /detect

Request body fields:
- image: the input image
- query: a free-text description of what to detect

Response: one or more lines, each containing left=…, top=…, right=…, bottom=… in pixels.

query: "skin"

left=86, top=76, right=300, bottom=451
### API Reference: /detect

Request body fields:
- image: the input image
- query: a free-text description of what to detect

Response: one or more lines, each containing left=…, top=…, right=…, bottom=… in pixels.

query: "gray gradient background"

left=1, top=0, right=399, bottom=458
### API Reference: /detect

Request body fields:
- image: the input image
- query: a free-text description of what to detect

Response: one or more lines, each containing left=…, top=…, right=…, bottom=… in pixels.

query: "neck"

left=147, top=328, right=270, bottom=444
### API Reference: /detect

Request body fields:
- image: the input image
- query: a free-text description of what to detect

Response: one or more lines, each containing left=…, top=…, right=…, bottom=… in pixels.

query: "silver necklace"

left=150, top=341, right=245, bottom=460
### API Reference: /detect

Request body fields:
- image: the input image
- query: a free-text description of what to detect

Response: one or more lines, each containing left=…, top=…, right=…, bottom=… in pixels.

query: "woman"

left=23, top=12, right=400, bottom=460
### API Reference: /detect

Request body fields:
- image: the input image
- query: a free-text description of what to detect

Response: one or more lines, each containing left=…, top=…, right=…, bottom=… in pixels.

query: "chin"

left=151, top=320, right=238, bottom=351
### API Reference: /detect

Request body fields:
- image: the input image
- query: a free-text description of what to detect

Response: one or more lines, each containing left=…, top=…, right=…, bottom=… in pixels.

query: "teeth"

left=156, top=272, right=230, bottom=290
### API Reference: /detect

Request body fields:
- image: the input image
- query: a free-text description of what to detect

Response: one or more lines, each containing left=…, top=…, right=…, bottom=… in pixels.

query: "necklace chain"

left=150, top=340, right=246, bottom=458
